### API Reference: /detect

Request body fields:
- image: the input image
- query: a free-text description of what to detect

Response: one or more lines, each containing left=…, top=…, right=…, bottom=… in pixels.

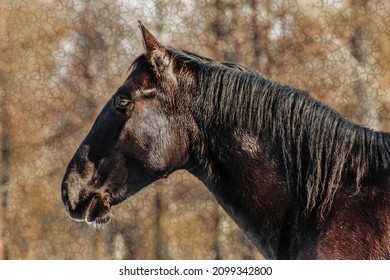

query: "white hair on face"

left=64, top=145, right=94, bottom=210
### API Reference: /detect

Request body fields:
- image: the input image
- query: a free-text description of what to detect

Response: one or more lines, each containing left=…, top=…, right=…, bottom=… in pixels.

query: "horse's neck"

left=187, top=128, right=291, bottom=259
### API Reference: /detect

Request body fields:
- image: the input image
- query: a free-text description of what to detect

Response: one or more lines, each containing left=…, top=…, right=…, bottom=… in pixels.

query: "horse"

left=61, top=22, right=390, bottom=259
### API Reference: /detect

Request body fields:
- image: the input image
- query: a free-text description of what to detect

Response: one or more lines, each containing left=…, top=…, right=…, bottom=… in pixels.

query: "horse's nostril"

left=61, top=184, right=69, bottom=204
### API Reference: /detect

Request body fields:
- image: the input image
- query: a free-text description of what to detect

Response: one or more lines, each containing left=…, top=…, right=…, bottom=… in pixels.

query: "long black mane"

left=163, top=48, right=390, bottom=217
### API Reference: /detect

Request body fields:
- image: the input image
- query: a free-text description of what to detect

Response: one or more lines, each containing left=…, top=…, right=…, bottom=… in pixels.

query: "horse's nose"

left=61, top=182, right=69, bottom=205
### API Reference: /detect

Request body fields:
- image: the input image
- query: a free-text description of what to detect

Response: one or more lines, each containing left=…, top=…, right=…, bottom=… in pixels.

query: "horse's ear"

left=138, top=21, right=172, bottom=78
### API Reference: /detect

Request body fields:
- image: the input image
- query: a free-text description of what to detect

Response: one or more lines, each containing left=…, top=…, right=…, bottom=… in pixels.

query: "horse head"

left=61, top=22, right=197, bottom=227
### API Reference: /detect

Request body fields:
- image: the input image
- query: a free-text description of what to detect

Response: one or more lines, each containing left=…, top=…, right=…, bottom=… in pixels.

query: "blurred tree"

left=0, top=0, right=9, bottom=260
left=0, top=90, right=10, bottom=260
left=0, top=0, right=388, bottom=260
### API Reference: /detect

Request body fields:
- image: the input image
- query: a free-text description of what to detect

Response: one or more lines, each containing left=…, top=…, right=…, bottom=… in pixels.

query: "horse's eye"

left=115, top=98, right=133, bottom=110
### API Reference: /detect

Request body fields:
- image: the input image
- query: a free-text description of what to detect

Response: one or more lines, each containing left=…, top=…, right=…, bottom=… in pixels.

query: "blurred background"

left=0, top=0, right=389, bottom=259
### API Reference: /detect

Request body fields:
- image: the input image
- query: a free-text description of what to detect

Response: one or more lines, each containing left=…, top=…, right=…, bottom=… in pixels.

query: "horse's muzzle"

left=62, top=182, right=112, bottom=226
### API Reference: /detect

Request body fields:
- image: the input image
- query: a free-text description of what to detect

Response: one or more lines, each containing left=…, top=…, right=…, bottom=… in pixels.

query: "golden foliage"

left=0, top=0, right=389, bottom=259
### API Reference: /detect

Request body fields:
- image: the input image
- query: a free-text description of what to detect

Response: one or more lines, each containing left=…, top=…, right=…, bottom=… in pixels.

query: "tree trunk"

left=0, top=3, right=9, bottom=258
left=0, top=90, right=10, bottom=260
left=349, top=0, right=379, bottom=129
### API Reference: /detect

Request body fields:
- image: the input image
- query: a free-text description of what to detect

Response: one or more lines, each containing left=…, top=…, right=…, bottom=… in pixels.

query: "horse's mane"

left=133, top=48, right=390, bottom=217
left=173, top=48, right=390, bottom=217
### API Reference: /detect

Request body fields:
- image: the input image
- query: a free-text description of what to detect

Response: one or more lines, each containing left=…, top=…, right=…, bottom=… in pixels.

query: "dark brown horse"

left=61, top=22, right=390, bottom=259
